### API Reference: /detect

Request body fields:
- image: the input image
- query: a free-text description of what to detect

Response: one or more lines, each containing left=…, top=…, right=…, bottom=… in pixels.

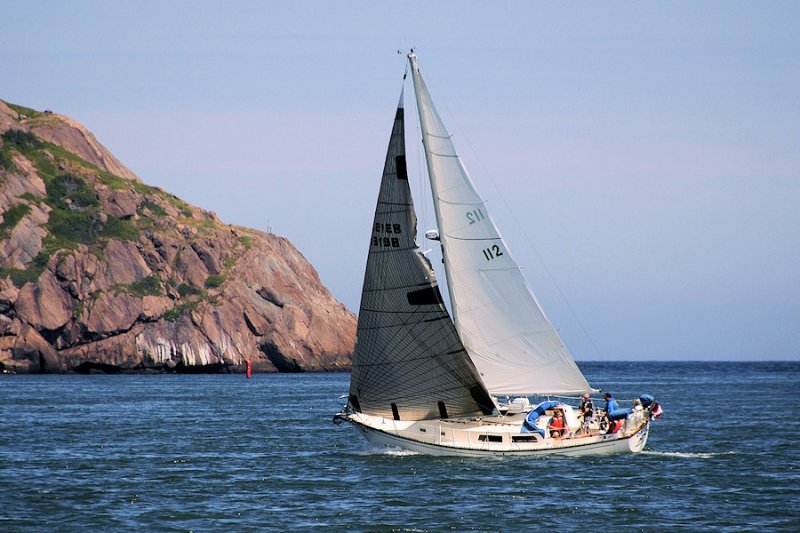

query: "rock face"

left=0, top=99, right=356, bottom=373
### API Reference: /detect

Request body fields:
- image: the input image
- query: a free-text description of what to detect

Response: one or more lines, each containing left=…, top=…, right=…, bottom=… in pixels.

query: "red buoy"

left=246, top=360, right=252, bottom=379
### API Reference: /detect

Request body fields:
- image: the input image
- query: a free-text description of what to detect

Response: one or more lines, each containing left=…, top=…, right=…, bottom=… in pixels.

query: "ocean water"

left=1, top=361, right=798, bottom=532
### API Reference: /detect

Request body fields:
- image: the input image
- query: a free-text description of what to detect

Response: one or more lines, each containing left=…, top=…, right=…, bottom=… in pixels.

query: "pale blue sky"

left=2, top=1, right=798, bottom=360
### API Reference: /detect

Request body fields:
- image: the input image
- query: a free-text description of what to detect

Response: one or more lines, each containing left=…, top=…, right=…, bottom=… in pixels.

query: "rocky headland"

left=0, top=100, right=356, bottom=373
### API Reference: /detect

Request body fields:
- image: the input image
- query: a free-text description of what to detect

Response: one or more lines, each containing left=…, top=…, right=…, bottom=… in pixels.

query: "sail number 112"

left=482, top=244, right=503, bottom=261
left=466, top=208, right=485, bottom=225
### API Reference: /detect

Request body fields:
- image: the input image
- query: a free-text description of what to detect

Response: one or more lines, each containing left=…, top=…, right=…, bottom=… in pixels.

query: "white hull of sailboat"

left=342, top=412, right=649, bottom=457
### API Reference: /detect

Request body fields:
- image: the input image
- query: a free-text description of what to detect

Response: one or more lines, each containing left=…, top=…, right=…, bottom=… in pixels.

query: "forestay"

left=408, top=54, right=591, bottom=396
left=348, top=91, right=495, bottom=421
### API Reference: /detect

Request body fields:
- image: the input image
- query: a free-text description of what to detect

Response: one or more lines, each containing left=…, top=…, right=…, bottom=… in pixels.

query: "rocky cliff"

left=0, top=100, right=356, bottom=373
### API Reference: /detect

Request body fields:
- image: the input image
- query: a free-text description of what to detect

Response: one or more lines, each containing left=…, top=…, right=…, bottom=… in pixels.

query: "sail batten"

left=408, top=54, right=591, bottom=396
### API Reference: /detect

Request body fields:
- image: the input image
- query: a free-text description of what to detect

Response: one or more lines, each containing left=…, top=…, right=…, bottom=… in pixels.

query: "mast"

left=408, top=53, right=591, bottom=396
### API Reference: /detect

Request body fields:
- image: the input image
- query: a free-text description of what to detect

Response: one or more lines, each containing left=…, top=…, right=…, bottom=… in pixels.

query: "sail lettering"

left=373, top=236, right=401, bottom=248
left=481, top=244, right=504, bottom=261
left=375, top=222, right=402, bottom=234
left=373, top=222, right=402, bottom=248
left=466, top=208, right=485, bottom=225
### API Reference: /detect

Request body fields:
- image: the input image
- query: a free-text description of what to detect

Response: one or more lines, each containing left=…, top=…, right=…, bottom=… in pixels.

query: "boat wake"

left=642, top=450, right=733, bottom=459
left=358, top=447, right=420, bottom=457
left=380, top=448, right=420, bottom=457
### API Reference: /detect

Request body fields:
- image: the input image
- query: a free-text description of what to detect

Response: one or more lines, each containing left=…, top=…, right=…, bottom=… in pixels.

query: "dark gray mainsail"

left=348, top=91, right=495, bottom=421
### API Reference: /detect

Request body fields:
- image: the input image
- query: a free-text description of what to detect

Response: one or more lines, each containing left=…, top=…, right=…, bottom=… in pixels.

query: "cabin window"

left=419, top=428, right=427, bottom=433
left=478, top=434, right=502, bottom=443
left=512, top=435, right=539, bottom=443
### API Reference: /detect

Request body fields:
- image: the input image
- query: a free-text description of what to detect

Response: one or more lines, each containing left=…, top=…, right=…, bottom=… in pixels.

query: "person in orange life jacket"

left=603, top=392, right=620, bottom=433
left=547, top=410, right=566, bottom=438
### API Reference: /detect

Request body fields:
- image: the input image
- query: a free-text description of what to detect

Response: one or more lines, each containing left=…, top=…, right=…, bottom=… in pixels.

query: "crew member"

left=579, top=393, right=594, bottom=425
left=547, top=410, right=566, bottom=439
left=603, top=392, right=619, bottom=433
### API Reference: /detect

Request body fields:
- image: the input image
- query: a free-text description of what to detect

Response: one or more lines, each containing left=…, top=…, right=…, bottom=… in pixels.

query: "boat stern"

left=627, top=422, right=650, bottom=453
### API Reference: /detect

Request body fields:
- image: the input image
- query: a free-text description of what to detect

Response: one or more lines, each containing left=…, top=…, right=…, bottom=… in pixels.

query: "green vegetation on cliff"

left=4, top=102, right=44, bottom=120
left=124, top=275, right=163, bottom=297
left=1, top=128, right=146, bottom=284
left=1, top=252, right=49, bottom=287
left=0, top=204, right=32, bottom=239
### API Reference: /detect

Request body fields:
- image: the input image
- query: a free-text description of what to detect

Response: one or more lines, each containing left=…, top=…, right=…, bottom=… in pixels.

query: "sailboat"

left=334, top=53, right=656, bottom=456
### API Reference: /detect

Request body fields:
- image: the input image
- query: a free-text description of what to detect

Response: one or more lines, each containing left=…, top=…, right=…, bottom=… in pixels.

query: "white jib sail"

left=408, top=53, right=591, bottom=396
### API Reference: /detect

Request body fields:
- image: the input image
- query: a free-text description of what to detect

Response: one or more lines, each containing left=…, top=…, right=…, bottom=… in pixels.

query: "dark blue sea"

left=2, top=362, right=798, bottom=532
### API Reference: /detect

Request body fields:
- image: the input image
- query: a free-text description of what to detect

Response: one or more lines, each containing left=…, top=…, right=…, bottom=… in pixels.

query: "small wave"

left=381, top=448, right=420, bottom=457
left=357, top=446, right=420, bottom=457
left=641, top=450, right=733, bottom=459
